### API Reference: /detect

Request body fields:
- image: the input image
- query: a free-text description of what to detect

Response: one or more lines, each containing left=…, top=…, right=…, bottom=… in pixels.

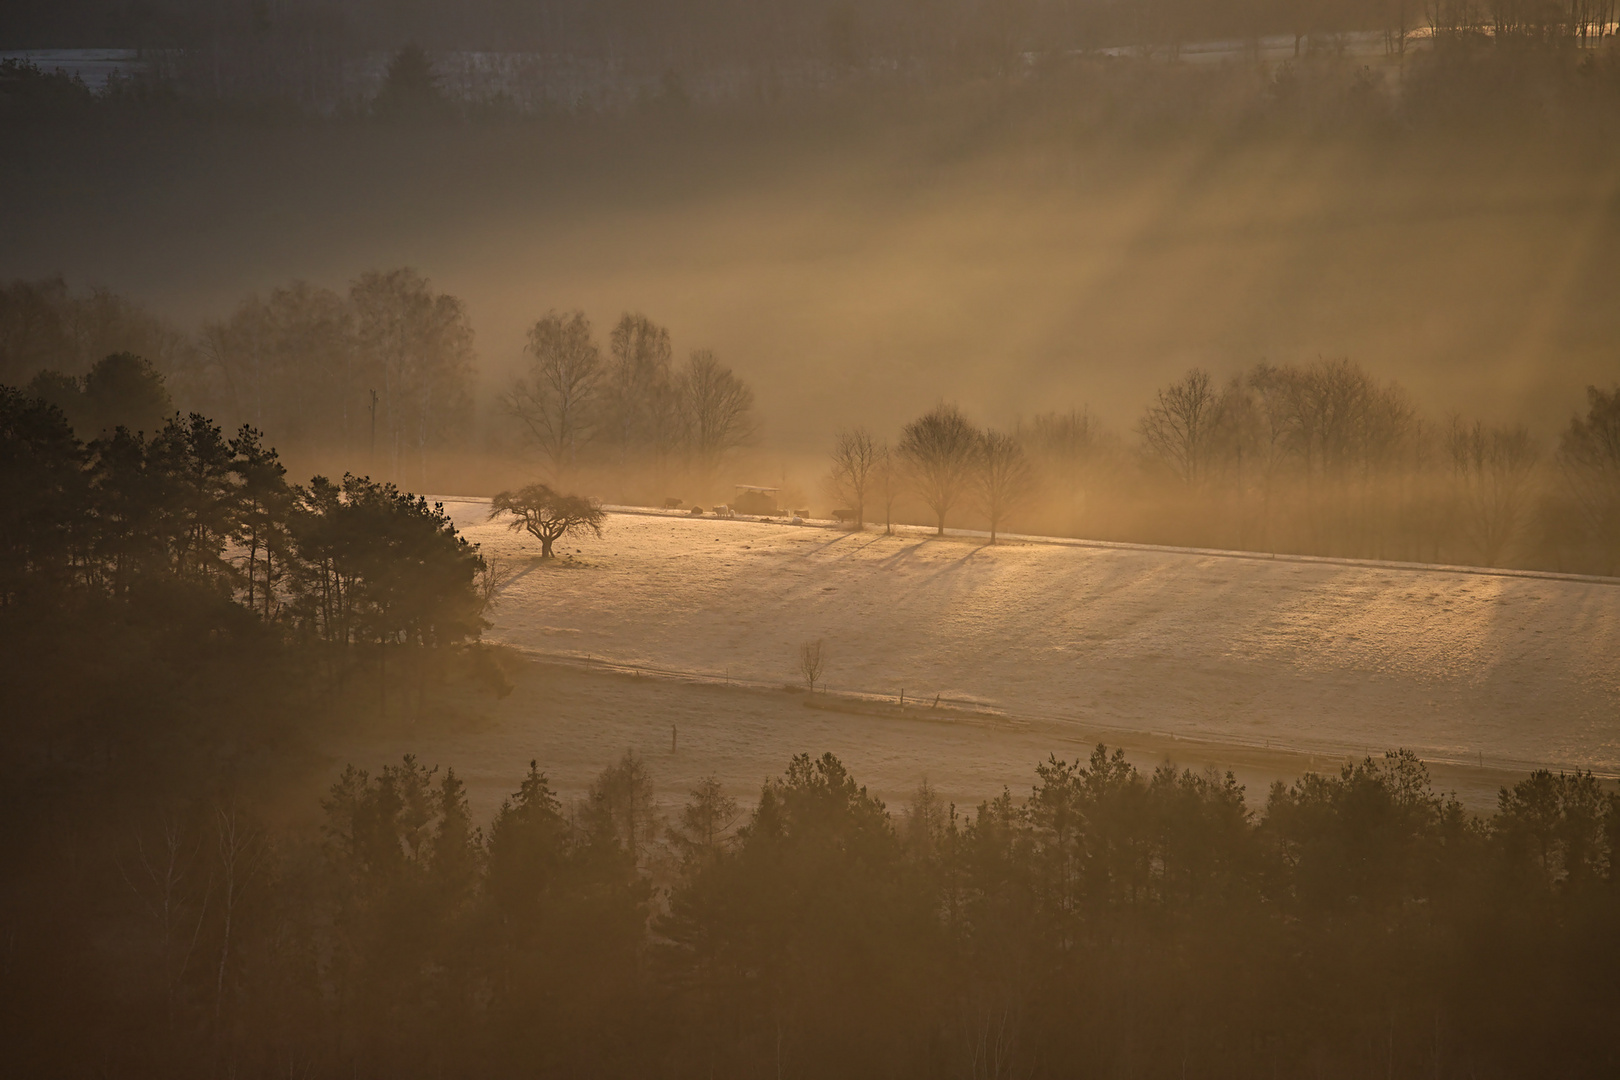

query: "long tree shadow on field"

left=809, top=530, right=892, bottom=561
left=871, top=535, right=985, bottom=584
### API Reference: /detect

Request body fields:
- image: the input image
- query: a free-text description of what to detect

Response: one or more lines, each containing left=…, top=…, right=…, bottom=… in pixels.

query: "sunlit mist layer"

left=3, top=106, right=1618, bottom=454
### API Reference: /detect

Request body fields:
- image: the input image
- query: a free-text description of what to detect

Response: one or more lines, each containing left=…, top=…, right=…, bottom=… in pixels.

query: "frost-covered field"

left=432, top=502, right=1619, bottom=784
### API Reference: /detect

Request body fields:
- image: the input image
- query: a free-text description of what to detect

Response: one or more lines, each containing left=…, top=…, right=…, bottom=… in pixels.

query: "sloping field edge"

left=435, top=495, right=1620, bottom=589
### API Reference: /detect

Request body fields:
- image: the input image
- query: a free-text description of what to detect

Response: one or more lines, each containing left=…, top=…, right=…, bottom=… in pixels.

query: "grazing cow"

left=832, top=508, right=855, bottom=523
left=664, top=497, right=684, bottom=509
left=689, top=505, right=704, bottom=516
left=713, top=504, right=734, bottom=518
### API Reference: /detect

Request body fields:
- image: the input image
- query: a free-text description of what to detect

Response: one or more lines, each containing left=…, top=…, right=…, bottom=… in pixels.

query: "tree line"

left=1130, top=361, right=1620, bottom=573
left=2, top=270, right=477, bottom=486
left=9, top=275, right=1616, bottom=575
left=8, top=741, right=1618, bottom=1077
left=0, top=276, right=758, bottom=502
left=503, top=309, right=755, bottom=496
left=0, top=383, right=485, bottom=642
left=826, top=404, right=1035, bottom=543
left=6, top=0, right=1618, bottom=113
left=832, top=365, right=1620, bottom=576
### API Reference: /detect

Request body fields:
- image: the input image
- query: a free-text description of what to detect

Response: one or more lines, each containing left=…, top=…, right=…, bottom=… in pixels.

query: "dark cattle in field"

left=664, top=497, right=684, bottom=509
left=832, top=508, right=856, bottom=523
left=689, top=505, right=704, bottom=516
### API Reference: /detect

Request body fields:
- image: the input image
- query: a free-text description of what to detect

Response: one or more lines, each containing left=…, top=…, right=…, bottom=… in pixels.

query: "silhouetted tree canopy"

left=490, top=482, right=605, bottom=559
left=900, top=403, right=980, bottom=535
left=7, top=733, right=1617, bottom=1077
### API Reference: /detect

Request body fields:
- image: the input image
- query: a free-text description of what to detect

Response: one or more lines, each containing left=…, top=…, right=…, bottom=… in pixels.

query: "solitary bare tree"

left=1448, top=418, right=1540, bottom=567
left=476, top=557, right=518, bottom=613
left=503, top=309, right=602, bottom=479
left=900, top=403, right=981, bottom=535
left=977, top=429, right=1035, bottom=543
left=1139, top=368, right=1221, bottom=486
left=827, top=426, right=880, bottom=529
left=490, top=483, right=606, bottom=559
left=677, top=349, right=755, bottom=495
left=799, top=639, right=825, bottom=692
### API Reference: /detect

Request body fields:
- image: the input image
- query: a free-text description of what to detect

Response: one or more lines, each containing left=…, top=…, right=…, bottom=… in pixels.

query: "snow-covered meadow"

left=438, top=502, right=1620, bottom=780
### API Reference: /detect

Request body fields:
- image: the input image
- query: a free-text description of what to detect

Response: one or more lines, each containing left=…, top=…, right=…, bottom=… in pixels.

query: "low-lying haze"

left=4, top=102, right=1618, bottom=452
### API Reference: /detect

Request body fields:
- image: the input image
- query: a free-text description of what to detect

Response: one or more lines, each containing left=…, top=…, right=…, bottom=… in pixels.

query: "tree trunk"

left=540, top=534, right=554, bottom=559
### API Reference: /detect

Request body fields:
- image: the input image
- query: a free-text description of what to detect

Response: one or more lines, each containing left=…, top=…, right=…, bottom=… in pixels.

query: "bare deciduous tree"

left=977, top=429, right=1034, bottom=544
left=900, top=403, right=981, bottom=535
left=1448, top=418, right=1541, bottom=566
left=604, top=312, right=676, bottom=469
left=1139, top=368, right=1221, bottom=486
left=799, top=638, right=825, bottom=692
left=1234, top=363, right=1301, bottom=542
left=1556, top=385, right=1620, bottom=573
left=476, top=557, right=518, bottom=613
left=827, top=426, right=879, bottom=529
left=678, top=349, right=755, bottom=495
left=120, top=816, right=213, bottom=1031
left=873, top=439, right=901, bottom=535
left=350, top=268, right=475, bottom=486
left=490, top=483, right=606, bottom=559
left=211, top=804, right=265, bottom=1021
left=504, top=309, right=601, bottom=480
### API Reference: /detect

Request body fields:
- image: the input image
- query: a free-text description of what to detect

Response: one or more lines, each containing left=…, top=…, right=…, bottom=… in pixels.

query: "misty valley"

left=4, top=2, right=1620, bottom=1077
